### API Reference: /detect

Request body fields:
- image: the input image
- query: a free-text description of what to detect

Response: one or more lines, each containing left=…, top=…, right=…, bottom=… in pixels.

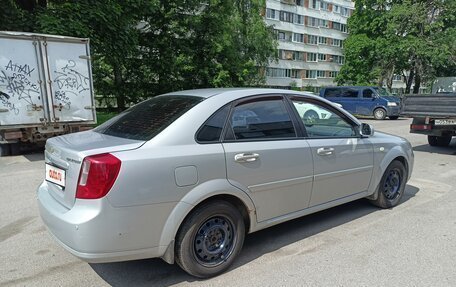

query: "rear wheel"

left=175, top=201, right=245, bottom=278
left=373, top=108, right=387, bottom=120
left=369, top=160, right=406, bottom=208
left=428, top=135, right=452, bottom=147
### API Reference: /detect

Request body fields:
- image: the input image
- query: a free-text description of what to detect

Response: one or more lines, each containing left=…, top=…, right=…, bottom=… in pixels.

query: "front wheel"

left=373, top=108, right=387, bottom=120
left=428, top=135, right=452, bottom=147
left=175, top=201, right=245, bottom=278
left=369, top=160, right=406, bottom=208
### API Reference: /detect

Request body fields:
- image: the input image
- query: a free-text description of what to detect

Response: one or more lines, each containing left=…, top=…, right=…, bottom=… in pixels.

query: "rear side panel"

left=42, top=39, right=95, bottom=123
left=0, top=35, right=48, bottom=126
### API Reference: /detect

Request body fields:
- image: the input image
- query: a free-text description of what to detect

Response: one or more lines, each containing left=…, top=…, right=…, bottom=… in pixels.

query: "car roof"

left=163, top=87, right=317, bottom=99
left=321, top=86, right=379, bottom=90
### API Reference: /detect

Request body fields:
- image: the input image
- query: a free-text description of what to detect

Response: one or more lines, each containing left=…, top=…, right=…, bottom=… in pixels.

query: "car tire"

left=303, top=110, right=319, bottom=121
left=369, top=160, right=406, bottom=209
left=175, top=200, right=245, bottom=278
left=0, top=144, right=11, bottom=157
left=373, top=108, right=387, bottom=120
left=428, top=135, right=452, bottom=147
left=389, top=116, right=399, bottom=120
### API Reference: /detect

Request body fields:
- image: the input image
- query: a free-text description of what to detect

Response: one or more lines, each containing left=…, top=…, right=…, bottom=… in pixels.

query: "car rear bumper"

left=37, top=181, right=175, bottom=263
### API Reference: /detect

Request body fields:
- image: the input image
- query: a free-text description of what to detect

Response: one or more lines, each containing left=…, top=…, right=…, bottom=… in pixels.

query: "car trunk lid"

left=44, top=130, right=144, bottom=209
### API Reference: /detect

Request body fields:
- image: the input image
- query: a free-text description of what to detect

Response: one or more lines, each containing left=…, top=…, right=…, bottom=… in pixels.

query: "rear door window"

left=228, top=98, right=296, bottom=140
left=362, top=89, right=374, bottom=98
left=95, top=95, right=203, bottom=140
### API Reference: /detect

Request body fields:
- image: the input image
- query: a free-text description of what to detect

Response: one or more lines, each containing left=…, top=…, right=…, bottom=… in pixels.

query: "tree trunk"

left=413, top=72, right=421, bottom=94
left=113, top=64, right=125, bottom=112
left=405, top=69, right=414, bottom=94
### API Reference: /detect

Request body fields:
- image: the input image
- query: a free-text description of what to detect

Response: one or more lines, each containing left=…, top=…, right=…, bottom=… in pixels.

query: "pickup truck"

left=401, top=94, right=456, bottom=146
left=0, top=31, right=96, bottom=156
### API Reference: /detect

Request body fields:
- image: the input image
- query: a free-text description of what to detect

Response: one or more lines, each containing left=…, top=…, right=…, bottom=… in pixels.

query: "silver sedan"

left=37, top=88, right=414, bottom=278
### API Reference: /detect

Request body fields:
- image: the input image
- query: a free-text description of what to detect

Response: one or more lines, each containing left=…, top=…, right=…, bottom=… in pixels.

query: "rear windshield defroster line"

left=94, top=95, right=204, bottom=141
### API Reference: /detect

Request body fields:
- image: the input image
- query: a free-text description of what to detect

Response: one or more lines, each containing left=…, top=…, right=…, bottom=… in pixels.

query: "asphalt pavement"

left=1, top=118, right=455, bottom=287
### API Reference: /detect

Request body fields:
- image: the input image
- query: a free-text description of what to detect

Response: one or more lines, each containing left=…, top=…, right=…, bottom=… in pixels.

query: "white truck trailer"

left=0, top=31, right=96, bottom=156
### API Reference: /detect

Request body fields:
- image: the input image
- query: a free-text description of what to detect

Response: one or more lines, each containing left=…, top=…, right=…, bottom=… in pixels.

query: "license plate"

left=45, top=163, right=66, bottom=187
left=435, top=119, right=456, bottom=125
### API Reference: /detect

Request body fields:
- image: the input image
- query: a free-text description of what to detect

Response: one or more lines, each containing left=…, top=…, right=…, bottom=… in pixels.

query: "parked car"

left=319, top=86, right=401, bottom=120
left=38, top=88, right=414, bottom=278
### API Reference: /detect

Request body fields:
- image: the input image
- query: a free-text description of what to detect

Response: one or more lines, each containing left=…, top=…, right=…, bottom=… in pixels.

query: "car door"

left=289, top=97, right=374, bottom=207
left=357, top=88, right=376, bottom=116
left=222, top=95, right=314, bottom=222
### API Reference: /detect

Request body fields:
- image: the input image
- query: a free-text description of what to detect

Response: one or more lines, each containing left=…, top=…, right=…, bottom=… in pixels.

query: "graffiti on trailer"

left=53, top=60, right=90, bottom=95
left=54, top=90, right=73, bottom=110
left=0, top=60, right=40, bottom=114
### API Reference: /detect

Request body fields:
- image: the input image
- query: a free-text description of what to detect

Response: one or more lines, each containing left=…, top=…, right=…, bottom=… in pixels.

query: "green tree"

left=337, top=0, right=456, bottom=94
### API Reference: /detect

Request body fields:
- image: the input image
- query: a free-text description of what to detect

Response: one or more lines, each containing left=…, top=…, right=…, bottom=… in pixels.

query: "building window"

left=305, top=70, right=317, bottom=79
left=340, top=24, right=348, bottom=33
left=341, top=7, right=349, bottom=17
left=308, top=35, right=318, bottom=45
left=296, top=0, right=304, bottom=6
left=318, top=53, right=327, bottom=61
left=266, top=8, right=277, bottom=20
left=318, top=36, right=328, bottom=45
left=280, top=11, right=294, bottom=23
left=311, top=0, right=320, bottom=9
left=280, top=50, right=294, bottom=60
left=320, top=19, right=329, bottom=28
left=277, top=31, right=286, bottom=41
left=293, top=33, right=304, bottom=43
left=317, top=70, right=326, bottom=78
left=291, top=69, right=301, bottom=78
left=308, top=17, right=319, bottom=27
left=320, top=2, right=330, bottom=11
left=329, top=71, right=339, bottom=78
left=294, top=14, right=304, bottom=25
left=393, top=74, right=402, bottom=81
left=333, top=5, right=340, bottom=13
left=332, top=38, right=341, bottom=47
left=307, top=53, right=317, bottom=62
left=333, top=22, right=341, bottom=31
left=267, top=68, right=291, bottom=78
left=293, top=51, right=304, bottom=61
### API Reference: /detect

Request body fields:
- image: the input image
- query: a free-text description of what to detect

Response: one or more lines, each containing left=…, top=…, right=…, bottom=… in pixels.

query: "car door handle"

left=317, top=147, right=334, bottom=156
left=234, top=153, right=259, bottom=163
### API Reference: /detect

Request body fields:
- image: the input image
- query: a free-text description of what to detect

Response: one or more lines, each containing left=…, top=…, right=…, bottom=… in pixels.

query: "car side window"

left=363, top=89, right=374, bottom=98
left=230, top=98, right=296, bottom=140
left=342, top=88, right=359, bottom=98
left=196, top=105, right=230, bottom=143
left=291, top=99, right=356, bottom=138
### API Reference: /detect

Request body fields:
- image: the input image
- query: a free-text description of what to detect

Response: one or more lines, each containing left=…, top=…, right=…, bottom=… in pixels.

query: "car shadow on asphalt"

left=413, top=142, right=456, bottom=155
left=89, top=184, right=419, bottom=287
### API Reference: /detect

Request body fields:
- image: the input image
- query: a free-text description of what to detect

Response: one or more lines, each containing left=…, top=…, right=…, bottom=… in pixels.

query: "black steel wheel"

left=369, top=160, right=407, bottom=208
left=175, top=200, right=245, bottom=278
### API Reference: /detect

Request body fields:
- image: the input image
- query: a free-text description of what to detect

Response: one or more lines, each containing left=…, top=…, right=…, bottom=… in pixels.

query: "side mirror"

left=361, top=123, right=374, bottom=137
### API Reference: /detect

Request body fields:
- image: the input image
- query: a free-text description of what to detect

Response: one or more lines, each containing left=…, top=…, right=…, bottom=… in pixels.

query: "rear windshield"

left=94, top=95, right=203, bottom=141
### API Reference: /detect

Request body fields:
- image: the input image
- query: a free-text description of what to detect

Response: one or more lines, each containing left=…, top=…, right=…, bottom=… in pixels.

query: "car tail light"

left=76, top=153, right=121, bottom=199
left=410, top=124, right=432, bottom=131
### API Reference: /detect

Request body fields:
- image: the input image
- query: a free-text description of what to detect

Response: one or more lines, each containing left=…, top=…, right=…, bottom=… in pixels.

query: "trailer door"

left=43, top=40, right=95, bottom=123
left=0, top=36, right=48, bottom=126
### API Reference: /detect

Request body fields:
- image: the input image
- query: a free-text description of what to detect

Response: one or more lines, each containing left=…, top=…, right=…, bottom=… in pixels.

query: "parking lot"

left=1, top=117, right=455, bottom=287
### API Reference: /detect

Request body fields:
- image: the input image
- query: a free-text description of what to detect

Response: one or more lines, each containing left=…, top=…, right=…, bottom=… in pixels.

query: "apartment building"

left=264, top=0, right=355, bottom=91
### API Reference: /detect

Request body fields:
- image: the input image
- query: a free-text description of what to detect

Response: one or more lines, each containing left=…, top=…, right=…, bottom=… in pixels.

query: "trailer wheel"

left=428, top=135, right=452, bottom=147
left=0, top=144, right=11, bottom=157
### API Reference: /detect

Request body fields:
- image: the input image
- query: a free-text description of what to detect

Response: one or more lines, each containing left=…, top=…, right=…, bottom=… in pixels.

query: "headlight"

left=387, top=102, right=398, bottom=107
